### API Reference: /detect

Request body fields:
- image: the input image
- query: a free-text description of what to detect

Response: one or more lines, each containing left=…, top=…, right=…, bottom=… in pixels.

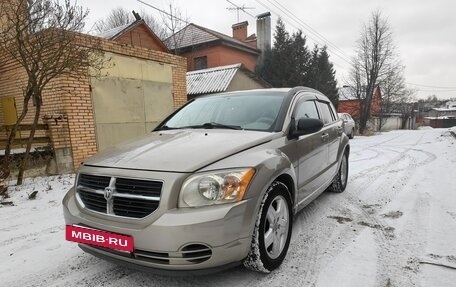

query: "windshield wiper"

left=157, top=125, right=178, bottom=130
left=158, top=122, right=242, bottom=130
left=179, top=122, right=242, bottom=130
left=201, top=122, right=242, bottom=130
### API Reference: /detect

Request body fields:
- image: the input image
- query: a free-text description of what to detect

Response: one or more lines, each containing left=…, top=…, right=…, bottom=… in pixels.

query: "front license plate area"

left=66, top=225, right=134, bottom=252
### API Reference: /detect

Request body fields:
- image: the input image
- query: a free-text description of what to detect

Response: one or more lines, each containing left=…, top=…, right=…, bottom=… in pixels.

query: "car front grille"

left=76, top=174, right=162, bottom=219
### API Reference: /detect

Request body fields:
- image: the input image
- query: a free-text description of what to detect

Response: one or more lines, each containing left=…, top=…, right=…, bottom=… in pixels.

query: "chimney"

left=232, top=21, right=248, bottom=41
left=256, top=12, right=271, bottom=52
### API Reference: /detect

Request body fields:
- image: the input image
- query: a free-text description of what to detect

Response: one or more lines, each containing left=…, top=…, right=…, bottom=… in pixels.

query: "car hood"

left=84, top=129, right=275, bottom=172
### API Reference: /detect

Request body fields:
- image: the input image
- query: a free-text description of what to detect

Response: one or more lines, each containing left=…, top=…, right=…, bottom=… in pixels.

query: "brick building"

left=0, top=20, right=187, bottom=173
left=338, top=86, right=382, bottom=117
left=165, top=13, right=271, bottom=72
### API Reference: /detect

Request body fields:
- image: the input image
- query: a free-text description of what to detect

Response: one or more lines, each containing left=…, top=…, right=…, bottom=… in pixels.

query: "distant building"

left=337, top=86, right=382, bottom=117
left=187, top=63, right=271, bottom=99
left=97, top=19, right=169, bottom=52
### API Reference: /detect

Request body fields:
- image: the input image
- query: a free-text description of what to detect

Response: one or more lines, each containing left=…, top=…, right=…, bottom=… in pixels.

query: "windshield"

left=161, top=93, right=285, bottom=131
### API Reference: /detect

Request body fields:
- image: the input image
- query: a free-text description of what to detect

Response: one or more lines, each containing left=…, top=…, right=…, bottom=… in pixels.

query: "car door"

left=317, top=100, right=343, bottom=177
left=293, top=98, right=329, bottom=203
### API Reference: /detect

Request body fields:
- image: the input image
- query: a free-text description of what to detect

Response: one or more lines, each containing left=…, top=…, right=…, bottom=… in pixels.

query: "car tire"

left=243, top=181, right=293, bottom=273
left=349, top=128, right=354, bottom=139
left=328, top=150, right=349, bottom=193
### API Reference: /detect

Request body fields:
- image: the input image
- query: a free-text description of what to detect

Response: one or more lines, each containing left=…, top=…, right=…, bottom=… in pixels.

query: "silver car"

left=63, top=87, right=350, bottom=274
left=338, top=112, right=356, bottom=139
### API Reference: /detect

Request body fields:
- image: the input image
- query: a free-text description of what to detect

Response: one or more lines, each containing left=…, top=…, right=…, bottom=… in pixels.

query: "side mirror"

left=291, top=118, right=324, bottom=138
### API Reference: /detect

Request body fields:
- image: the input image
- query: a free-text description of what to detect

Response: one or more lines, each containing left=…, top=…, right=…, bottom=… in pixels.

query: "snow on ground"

left=0, top=128, right=455, bottom=286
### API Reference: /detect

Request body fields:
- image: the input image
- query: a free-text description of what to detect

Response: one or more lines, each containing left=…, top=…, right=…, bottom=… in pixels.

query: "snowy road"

left=1, top=128, right=455, bottom=286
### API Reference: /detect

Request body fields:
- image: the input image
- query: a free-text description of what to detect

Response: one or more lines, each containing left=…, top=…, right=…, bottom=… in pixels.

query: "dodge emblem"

left=104, top=187, right=114, bottom=200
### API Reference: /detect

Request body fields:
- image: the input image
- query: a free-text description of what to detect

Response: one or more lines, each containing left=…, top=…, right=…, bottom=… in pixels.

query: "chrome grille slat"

left=113, top=193, right=160, bottom=201
left=77, top=174, right=162, bottom=219
left=91, top=245, right=213, bottom=266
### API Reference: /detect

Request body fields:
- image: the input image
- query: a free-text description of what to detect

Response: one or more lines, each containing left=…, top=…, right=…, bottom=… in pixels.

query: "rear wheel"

left=243, top=181, right=293, bottom=272
left=328, top=150, right=349, bottom=193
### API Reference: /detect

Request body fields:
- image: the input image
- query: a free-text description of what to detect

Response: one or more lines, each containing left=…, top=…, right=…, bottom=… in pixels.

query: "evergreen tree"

left=289, top=30, right=311, bottom=86
left=316, top=46, right=339, bottom=107
left=306, top=45, right=320, bottom=88
left=269, top=18, right=293, bottom=87
left=255, top=19, right=338, bottom=103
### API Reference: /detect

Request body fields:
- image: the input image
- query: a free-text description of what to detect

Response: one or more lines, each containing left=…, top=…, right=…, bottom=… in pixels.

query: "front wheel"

left=243, top=181, right=293, bottom=272
left=328, top=150, right=349, bottom=193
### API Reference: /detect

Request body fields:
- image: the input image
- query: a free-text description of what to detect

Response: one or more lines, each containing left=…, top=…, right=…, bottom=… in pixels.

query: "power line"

left=252, top=0, right=355, bottom=69
left=136, top=0, right=189, bottom=24
left=405, top=82, right=456, bottom=90
left=269, top=0, right=352, bottom=61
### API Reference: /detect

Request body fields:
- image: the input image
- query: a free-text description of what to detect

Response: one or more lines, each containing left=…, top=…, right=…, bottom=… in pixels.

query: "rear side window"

left=318, top=102, right=336, bottom=124
left=295, top=100, right=319, bottom=120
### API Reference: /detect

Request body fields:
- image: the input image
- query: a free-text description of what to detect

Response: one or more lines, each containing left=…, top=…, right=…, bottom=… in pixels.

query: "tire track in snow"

left=338, top=132, right=436, bottom=286
left=1, top=225, right=63, bottom=246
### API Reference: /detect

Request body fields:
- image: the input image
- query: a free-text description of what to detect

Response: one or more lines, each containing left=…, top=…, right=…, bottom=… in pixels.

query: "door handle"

left=321, top=133, right=329, bottom=141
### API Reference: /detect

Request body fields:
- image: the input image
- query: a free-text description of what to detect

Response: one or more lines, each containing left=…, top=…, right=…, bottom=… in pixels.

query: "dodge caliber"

left=63, top=87, right=350, bottom=274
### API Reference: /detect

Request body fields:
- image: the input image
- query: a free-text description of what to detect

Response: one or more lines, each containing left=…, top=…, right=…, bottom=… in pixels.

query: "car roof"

left=197, top=87, right=330, bottom=102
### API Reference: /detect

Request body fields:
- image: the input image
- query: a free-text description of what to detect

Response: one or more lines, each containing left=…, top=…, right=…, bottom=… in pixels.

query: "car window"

left=318, top=102, right=335, bottom=124
left=295, top=100, right=319, bottom=120
left=162, top=93, right=285, bottom=131
left=328, top=102, right=337, bottom=121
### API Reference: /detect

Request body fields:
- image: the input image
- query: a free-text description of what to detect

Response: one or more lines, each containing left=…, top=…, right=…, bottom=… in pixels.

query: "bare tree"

left=94, top=7, right=169, bottom=40
left=0, top=0, right=106, bottom=186
left=348, top=11, right=397, bottom=134
left=377, top=62, right=409, bottom=129
left=161, top=3, right=188, bottom=54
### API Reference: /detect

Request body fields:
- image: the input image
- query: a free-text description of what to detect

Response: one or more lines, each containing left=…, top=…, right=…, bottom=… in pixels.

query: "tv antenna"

left=226, top=0, right=255, bottom=23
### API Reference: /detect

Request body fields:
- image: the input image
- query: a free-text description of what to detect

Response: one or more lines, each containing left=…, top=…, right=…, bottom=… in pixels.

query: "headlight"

left=179, top=168, right=255, bottom=207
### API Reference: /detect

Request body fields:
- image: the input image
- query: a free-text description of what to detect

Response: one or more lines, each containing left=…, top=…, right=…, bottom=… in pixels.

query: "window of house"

left=194, top=56, right=208, bottom=70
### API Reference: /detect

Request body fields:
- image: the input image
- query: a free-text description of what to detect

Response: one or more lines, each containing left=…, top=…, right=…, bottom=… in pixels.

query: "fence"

left=0, top=124, right=50, bottom=149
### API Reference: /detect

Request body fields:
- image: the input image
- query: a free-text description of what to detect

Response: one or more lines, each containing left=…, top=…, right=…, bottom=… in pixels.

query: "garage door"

left=91, top=53, right=174, bottom=151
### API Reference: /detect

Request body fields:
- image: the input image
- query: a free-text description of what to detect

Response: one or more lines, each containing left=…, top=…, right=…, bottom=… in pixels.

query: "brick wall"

left=181, top=45, right=258, bottom=72
left=0, top=32, right=187, bottom=171
left=115, top=23, right=167, bottom=52
left=338, top=86, right=382, bottom=118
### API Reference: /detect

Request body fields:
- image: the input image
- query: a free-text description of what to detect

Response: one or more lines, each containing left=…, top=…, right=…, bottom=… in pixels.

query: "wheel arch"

left=274, top=173, right=296, bottom=210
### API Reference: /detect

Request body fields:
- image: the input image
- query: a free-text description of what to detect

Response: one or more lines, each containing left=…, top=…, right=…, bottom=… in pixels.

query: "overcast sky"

left=77, top=0, right=456, bottom=100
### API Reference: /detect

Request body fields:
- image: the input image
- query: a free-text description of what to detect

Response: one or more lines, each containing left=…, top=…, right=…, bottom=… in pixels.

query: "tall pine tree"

left=289, top=30, right=311, bottom=87
left=269, top=18, right=293, bottom=87
left=255, top=19, right=338, bottom=107
left=311, top=46, right=339, bottom=107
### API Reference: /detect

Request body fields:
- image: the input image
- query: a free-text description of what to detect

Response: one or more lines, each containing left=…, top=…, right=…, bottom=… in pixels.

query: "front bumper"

left=63, top=184, right=257, bottom=271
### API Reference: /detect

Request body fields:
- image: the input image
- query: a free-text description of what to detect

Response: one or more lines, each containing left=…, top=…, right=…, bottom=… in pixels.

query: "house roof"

left=97, top=23, right=131, bottom=40
left=96, top=19, right=169, bottom=52
left=187, top=64, right=241, bottom=95
left=187, top=63, right=270, bottom=95
left=338, top=85, right=382, bottom=101
left=165, top=23, right=259, bottom=55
